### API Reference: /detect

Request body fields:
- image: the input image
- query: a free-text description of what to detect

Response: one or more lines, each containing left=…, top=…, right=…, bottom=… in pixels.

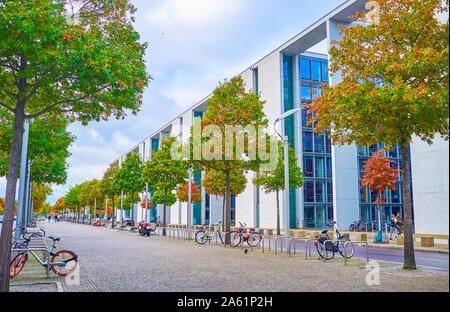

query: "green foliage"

left=31, top=182, right=52, bottom=213
left=122, top=193, right=140, bottom=211
left=0, top=0, right=150, bottom=122
left=63, top=183, right=83, bottom=208
left=151, top=189, right=177, bottom=207
left=307, top=0, right=449, bottom=148
left=143, top=137, right=188, bottom=193
left=0, top=112, right=75, bottom=184
left=101, top=162, right=120, bottom=197
left=115, top=152, right=144, bottom=195
left=253, top=142, right=304, bottom=193
left=202, top=168, right=247, bottom=197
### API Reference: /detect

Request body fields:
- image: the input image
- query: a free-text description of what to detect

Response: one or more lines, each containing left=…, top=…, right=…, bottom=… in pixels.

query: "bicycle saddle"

left=321, top=230, right=328, bottom=234
left=49, top=236, right=60, bottom=241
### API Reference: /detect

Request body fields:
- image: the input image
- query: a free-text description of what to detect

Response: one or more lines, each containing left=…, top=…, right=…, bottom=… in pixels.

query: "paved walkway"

left=33, top=221, right=448, bottom=292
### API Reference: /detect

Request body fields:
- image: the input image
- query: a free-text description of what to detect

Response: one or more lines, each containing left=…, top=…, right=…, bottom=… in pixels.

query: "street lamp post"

left=274, top=108, right=302, bottom=253
left=187, top=168, right=192, bottom=231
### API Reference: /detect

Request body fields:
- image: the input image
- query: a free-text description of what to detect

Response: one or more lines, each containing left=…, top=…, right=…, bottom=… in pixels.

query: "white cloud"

left=145, top=0, right=251, bottom=29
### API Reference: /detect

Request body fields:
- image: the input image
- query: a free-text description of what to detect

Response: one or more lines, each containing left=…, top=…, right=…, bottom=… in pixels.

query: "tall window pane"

left=303, top=131, right=313, bottom=152
left=314, top=132, right=324, bottom=153
left=304, top=182, right=314, bottom=202
left=303, top=156, right=314, bottom=177
left=300, top=57, right=311, bottom=80
left=311, top=60, right=321, bottom=81
left=322, top=61, right=329, bottom=82
left=315, top=157, right=325, bottom=178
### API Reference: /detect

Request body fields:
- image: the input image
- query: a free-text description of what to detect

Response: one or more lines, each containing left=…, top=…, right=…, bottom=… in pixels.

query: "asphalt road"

left=289, top=239, right=449, bottom=270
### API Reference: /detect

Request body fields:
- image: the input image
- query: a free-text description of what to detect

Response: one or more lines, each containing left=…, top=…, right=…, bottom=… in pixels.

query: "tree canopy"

left=305, top=0, right=448, bottom=270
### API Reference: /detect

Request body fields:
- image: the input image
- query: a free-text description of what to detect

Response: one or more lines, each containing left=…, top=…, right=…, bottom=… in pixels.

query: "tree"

left=360, top=149, right=400, bottom=237
left=31, top=183, right=52, bottom=214
left=88, top=179, right=104, bottom=216
left=101, top=163, right=120, bottom=227
left=202, top=168, right=247, bottom=230
left=115, top=152, right=144, bottom=224
left=53, top=197, right=65, bottom=214
left=253, top=142, right=304, bottom=235
left=63, top=184, right=82, bottom=218
left=0, top=112, right=75, bottom=185
left=151, top=189, right=177, bottom=209
left=143, top=137, right=188, bottom=235
left=306, top=0, right=448, bottom=270
left=187, top=76, right=269, bottom=233
left=176, top=181, right=201, bottom=203
left=0, top=0, right=150, bottom=290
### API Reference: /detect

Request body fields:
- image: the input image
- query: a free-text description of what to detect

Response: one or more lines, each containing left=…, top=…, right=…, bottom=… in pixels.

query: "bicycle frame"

left=17, top=240, right=72, bottom=269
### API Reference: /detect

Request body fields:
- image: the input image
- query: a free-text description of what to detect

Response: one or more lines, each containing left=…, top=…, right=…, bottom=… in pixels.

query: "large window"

left=300, top=57, right=311, bottom=80
left=303, top=131, right=313, bottom=152
left=304, top=182, right=314, bottom=202
left=303, top=156, right=314, bottom=177
left=311, top=60, right=322, bottom=81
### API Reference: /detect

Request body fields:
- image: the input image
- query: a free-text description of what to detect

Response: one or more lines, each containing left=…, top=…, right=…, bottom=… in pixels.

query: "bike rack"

left=305, top=238, right=316, bottom=259
left=344, top=240, right=369, bottom=266
left=287, top=237, right=310, bottom=257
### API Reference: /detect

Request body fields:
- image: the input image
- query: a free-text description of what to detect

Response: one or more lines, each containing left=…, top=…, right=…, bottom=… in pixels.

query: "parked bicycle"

left=10, top=233, right=78, bottom=278
left=316, top=221, right=355, bottom=260
left=229, top=222, right=262, bottom=247
left=195, top=222, right=231, bottom=246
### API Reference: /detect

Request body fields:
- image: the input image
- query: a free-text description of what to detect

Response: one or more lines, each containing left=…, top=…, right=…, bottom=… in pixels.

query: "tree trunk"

left=131, top=191, right=134, bottom=226
left=163, top=190, right=167, bottom=236
left=276, top=189, right=281, bottom=236
left=401, top=141, right=416, bottom=270
left=224, top=170, right=231, bottom=243
left=222, top=195, right=225, bottom=232
left=0, top=108, right=25, bottom=292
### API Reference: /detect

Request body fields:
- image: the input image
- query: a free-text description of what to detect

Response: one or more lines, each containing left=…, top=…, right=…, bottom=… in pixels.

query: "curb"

left=366, top=243, right=449, bottom=254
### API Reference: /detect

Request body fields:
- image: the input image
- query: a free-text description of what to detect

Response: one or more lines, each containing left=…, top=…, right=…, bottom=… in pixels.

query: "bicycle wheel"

left=247, top=233, right=262, bottom=247
left=229, top=231, right=242, bottom=247
left=10, top=252, right=28, bottom=278
left=50, top=250, right=78, bottom=276
left=338, top=239, right=355, bottom=258
left=316, top=240, right=334, bottom=260
left=195, top=231, right=209, bottom=245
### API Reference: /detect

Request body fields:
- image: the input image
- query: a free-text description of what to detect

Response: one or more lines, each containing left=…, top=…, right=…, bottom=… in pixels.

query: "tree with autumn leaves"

left=0, top=0, right=150, bottom=290
left=202, top=169, right=247, bottom=230
left=360, top=149, right=400, bottom=239
left=186, top=76, right=269, bottom=233
left=253, top=142, right=304, bottom=236
left=306, top=0, right=448, bottom=269
left=143, top=137, right=188, bottom=235
left=176, top=181, right=201, bottom=203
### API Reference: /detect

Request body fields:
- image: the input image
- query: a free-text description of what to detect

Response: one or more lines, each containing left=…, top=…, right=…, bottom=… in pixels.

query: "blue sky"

left=0, top=0, right=346, bottom=205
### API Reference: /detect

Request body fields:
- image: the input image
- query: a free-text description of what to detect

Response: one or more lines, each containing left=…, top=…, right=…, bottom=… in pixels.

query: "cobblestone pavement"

left=37, top=221, right=448, bottom=292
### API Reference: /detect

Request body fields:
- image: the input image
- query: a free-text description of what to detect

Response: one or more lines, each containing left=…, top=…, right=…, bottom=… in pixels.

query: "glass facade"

left=282, top=55, right=297, bottom=228
left=357, top=143, right=414, bottom=231
left=193, top=111, right=203, bottom=225
left=300, top=55, right=333, bottom=229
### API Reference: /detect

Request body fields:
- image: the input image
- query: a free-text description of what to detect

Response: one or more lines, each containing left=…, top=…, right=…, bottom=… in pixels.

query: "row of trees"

left=64, top=76, right=305, bottom=237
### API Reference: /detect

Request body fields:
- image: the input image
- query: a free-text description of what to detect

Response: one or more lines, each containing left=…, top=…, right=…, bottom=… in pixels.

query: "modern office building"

left=112, top=0, right=449, bottom=236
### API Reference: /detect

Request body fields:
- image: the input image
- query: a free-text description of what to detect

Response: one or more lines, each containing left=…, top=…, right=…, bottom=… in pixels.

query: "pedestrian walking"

left=395, top=212, right=403, bottom=235
left=48, top=215, right=51, bottom=223
left=389, top=214, right=398, bottom=240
